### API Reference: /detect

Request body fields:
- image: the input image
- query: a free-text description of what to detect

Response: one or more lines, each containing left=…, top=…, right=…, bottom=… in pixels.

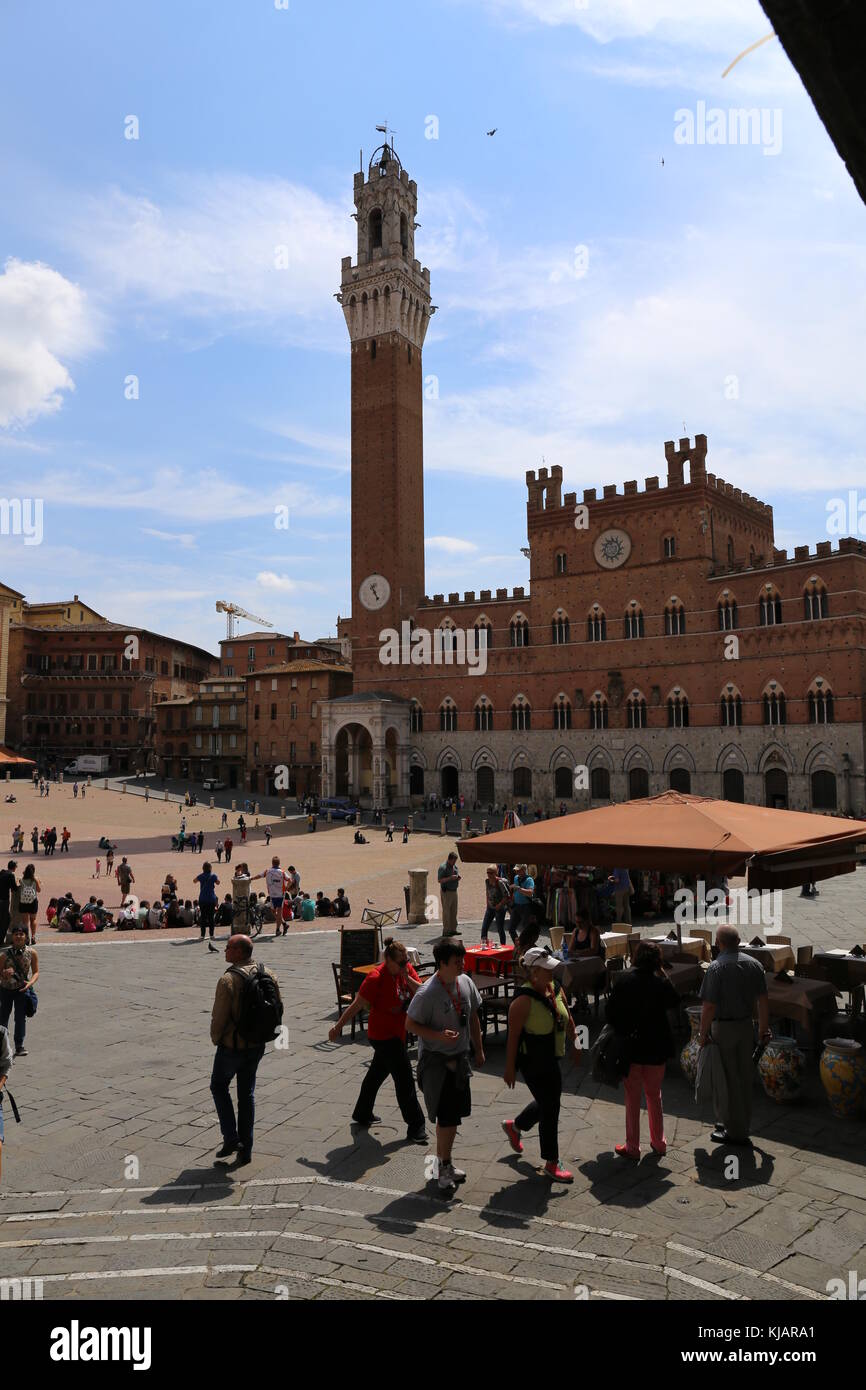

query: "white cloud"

left=0, top=258, right=100, bottom=428
left=141, top=528, right=197, bottom=548
left=425, top=535, right=478, bottom=553
left=256, top=572, right=327, bottom=593
left=469, top=0, right=768, bottom=48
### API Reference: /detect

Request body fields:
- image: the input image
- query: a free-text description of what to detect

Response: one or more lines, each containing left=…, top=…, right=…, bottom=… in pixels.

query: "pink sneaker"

left=544, top=1161, right=573, bottom=1182
left=614, top=1144, right=640, bottom=1161
left=502, top=1120, right=523, bottom=1154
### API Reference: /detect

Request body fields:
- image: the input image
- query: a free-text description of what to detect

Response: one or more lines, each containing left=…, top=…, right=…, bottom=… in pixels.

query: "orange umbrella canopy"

left=457, top=792, right=866, bottom=888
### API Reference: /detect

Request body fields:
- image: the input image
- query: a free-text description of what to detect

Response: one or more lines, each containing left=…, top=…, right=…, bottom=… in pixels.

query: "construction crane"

left=215, top=601, right=274, bottom=641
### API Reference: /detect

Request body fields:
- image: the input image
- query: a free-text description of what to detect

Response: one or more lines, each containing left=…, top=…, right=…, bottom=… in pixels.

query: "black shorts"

left=20, top=897, right=37, bottom=916
left=433, top=1066, right=472, bottom=1128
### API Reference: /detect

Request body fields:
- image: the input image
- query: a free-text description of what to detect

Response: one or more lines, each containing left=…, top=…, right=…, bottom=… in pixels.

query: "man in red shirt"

left=329, top=938, right=427, bottom=1144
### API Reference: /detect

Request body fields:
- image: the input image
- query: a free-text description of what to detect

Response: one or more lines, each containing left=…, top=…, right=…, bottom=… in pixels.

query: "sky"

left=1, top=0, right=864, bottom=655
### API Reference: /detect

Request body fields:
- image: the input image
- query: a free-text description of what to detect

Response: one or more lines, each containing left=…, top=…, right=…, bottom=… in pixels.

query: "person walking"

left=221, top=811, right=228, bottom=829
left=209, top=934, right=282, bottom=1166
left=73, top=782, right=79, bottom=799
left=105, top=846, right=114, bottom=877
left=406, top=937, right=484, bottom=1192
left=93, top=858, right=101, bottom=879
left=401, top=823, right=409, bottom=845
left=698, top=926, right=771, bottom=1148
left=0, top=1020, right=12, bottom=1182
left=605, top=942, right=680, bottom=1159
left=60, top=827, right=71, bottom=854
left=48, top=827, right=58, bottom=856
left=509, top=865, right=535, bottom=939
left=195, top=862, right=220, bottom=940
left=30, top=827, right=38, bottom=856
left=501, top=945, right=579, bottom=1181
left=80, top=783, right=85, bottom=800
left=215, top=841, right=223, bottom=863
left=224, top=837, right=233, bottom=863
left=115, top=856, right=134, bottom=903
left=252, top=858, right=289, bottom=935
left=608, top=867, right=634, bottom=925
left=437, top=851, right=461, bottom=936
left=329, top=937, right=427, bottom=1144
left=0, top=925, right=39, bottom=1058
left=480, top=865, right=510, bottom=945
left=17, top=866, right=40, bottom=945
left=264, top=825, right=271, bottom=847
left=0, top=863, right=16, bottom=946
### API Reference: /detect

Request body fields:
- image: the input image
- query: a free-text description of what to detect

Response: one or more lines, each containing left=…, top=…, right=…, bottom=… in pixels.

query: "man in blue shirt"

left=510, top=865, right=535, bottom=938
left=195, top=863, right=220, bottom=940
left=608, top=867, right=634, bottom=924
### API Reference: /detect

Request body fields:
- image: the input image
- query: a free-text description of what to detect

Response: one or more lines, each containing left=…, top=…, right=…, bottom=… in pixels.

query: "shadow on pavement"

left=139, top=1166, right=236, bottom=1205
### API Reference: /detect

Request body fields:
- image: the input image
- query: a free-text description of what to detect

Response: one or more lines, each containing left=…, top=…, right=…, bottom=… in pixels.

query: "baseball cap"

left=522, top=946, right=559, bottom=972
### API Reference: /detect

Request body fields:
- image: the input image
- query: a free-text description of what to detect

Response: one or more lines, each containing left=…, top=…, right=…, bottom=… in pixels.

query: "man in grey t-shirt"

left=699, top=925, right=770, bottom=1146
left=407, top=937, right=483, bottom=1192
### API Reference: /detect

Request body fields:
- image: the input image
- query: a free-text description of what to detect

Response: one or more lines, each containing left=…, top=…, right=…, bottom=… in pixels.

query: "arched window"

left=474, top=617, right=493, bottom=651
left=410, top=700, right=423, bottom=733
left=439, top=698, right=457, bottom=733
left=553, top=695, right=572, bottom=730
left=589, top=694, right=608, bottom=730
left=762, top=686, right=786, bottom=726
left=723, top=767, right=745, bottom=802
left=551, top=610, right=570, bottom=644
left=667, top=692, right=689, bottom=728
left=627, top=693, right=647, bottom=729
left=759, top=588, right=783, bottom=625
left=590, top=766, right=611, bottom=800
left=727, top=535, right=735, bottom=566
left=513, top=766, right=532, bottom=799
left=409, top=765, right=424, bottom=796
left=368, top=207, right=383, bottom=253
left=629, top=768, right=650, bottom=799
left=587, top=606, right=606, bottom=642
left=400, top=211, right=409, bottom=253
left=511, top=697, right=531, bottom=732
left=555, top=550, right=567, bottom=575
left=624, top=603, right=644, bottom=639
left=663, top=535, right=676, bottom=559
left=669, top=768, right=691, bottom=794
left=717, top=595, right=738, bottom=630
left=510, top=613, right=530, bottom=647
left=476, top=766, right=494, bottom=803
left=804, top=579, right=829, bottom=620
left=554, top=766, right=573, bottom=799
left=438, top=620, right=458, bottom=654
left=765, top=768, right=788, bottom=809
left=811, top=770, right=837, bottom=810
left=474, top=698, right=493, bottom=732
left=665, top=599, right=686, bottom=636
left=720, top=691, right=743, bottom=726
left=808, top=684, right=834, bottom=724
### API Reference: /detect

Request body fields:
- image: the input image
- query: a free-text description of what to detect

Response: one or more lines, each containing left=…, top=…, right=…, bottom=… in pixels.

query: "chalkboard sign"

left=340, top=926, right=380, bottom=972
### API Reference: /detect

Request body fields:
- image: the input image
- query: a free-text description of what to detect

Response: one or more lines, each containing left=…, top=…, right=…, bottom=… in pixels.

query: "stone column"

left=407, top=867, right=428, bottom=924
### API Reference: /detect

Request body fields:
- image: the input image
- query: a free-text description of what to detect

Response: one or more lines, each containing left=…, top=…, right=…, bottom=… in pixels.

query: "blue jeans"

left=210, top=1044, right=265, bottom=1152
left=480, top=907, right=508, bottom=944
left=0, top=990, right=27, bottom=1050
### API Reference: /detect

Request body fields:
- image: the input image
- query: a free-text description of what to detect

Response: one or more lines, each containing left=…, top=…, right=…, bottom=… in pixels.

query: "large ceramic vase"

left=758, top=1036, right=805, bottom=1103
left=820, top=1039, right=866, bottom=1118
left=680, top=1005, right=703, bottom=1084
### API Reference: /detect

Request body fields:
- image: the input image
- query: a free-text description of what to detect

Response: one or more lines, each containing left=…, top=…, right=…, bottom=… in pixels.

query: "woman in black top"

left=606, top=942, right=679, bottom=1159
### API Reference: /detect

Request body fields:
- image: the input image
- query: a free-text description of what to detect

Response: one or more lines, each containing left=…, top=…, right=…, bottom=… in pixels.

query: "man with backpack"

left=209, top=934, right=283, bottom=1167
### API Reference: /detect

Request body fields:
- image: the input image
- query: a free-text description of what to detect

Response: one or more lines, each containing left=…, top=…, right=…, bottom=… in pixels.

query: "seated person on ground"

left=147, top=900, right=164, bottom=930
left=214, top=894, right=234, bottom=929
left=333, top=888, right=351, bottom=918
left=315, top=891, right=333, bottom=917
left=353, top=829, right=367, bottom=844
left=300, top=893, right=316, bottom=922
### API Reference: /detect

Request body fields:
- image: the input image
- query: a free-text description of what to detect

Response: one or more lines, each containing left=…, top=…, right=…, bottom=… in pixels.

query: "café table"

left=463, top=943, right=514, bottom=976
left=600, top=931, right=629, bottom=960
left=352, top=963, right=379, bottom=978
left=649, top=935, right=709, bottom=963
left=811, top=951, right=866, bottom=1014
left=560, top=955, right=607, bottom=1008
left=663, top=961, right=703, bottom=997
left=741, top=942, right=796, bottom=972
left=766, top=974, right=838, bottom=1045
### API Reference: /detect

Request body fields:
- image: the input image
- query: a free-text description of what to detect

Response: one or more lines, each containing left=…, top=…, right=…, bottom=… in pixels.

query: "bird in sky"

left=660, top=156, right=665, bottom=167
left=487, top=128, right=498, bottom=136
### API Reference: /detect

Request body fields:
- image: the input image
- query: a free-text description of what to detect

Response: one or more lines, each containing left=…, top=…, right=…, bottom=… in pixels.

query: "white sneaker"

left=439, top=1161, right=466, bottom=1188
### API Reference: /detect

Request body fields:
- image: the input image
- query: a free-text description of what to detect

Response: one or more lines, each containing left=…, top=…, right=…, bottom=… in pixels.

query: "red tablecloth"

left=463, top=944, right=514, bottom=975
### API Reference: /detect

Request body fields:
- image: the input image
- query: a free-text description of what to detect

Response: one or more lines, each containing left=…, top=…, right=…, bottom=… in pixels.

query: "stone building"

left=321, top=144, right=866, bottom=816
left=155, top=675, right=247, bottom=788
left=247, top=659, right=352, bottom=797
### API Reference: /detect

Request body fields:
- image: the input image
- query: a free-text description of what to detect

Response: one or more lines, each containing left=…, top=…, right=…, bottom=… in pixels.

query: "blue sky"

left=1, top=0, right=864, bottom=653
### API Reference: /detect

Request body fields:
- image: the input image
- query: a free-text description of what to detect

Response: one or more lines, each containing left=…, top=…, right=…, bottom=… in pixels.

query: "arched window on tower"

left=808, top=681, right=834, bottom=724
left=717, top=594, right=738, bottom=629
left=553, top=694, right=572, bottom=730
left=727, top=535, right=735, bottom=567
left=720, top=688, right=742, bottom=726
left=510, top=613, right=530, bottom=647
left=409, top=701, right=423, bottom=734
left=589, top=693, right=608, bottom=729
left=587, top=606, right=606, bottom=642
left=555, top=550, right=567, bottom=575
left=667, top=691, right=689, bottom=727
left=663, top=535, right=676, bottom=559
left=400, top=212, right=409, bottom=254
left=368, top=207, right=383, bottom=254
left=624, top=603, right=645, bottom=639
left=627, top=692, right=647, bottom=729
left=664, top=598, right=686, bottom=636
left=804, top=578, right=829, bottom=620
left=759, top=586, right=783, bottom=625
left=474, top=697, right=493, bottom=732
left=551, top=610, right=570, bottom=644
left=439, top=698, right=458, bottom=733
left=511, top=696, right=531, bottom=732
left=762, top=685, right=786, bottom=726
left=474, top=617, right=493, bottom=652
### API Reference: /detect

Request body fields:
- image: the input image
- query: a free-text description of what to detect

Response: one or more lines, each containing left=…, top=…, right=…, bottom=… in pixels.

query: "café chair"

left=549, top=925, right=565, bottom=953
left=331, top=962, right=366, bottom=1039
left=692, top=927, right=713, bottom=949
left=627, top=938, right=643, bottom=966
left=795, top=945, right=813, bottom=975
left=480, top=990, right=511, bottom=1040
left=767, top=934, right=792, bottom=946
left=605, top=956, right=624, bottom=996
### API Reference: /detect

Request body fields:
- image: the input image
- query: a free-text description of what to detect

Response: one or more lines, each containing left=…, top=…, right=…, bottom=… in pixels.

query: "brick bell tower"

left=338, top=142, right=435, bottom=661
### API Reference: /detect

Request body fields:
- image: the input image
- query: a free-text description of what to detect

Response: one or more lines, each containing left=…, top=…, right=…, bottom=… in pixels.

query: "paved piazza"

left=1, top=785, right=865, bottom=1301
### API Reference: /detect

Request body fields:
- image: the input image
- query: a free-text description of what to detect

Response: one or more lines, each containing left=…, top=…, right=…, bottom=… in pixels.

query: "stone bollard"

left=231, top=800, right=236, bottom=812
left=440, top=816, right=447, bottom=836
left=164, top=790, right=169, bottom=801
left=104, top=779, right=109, bottom=791
left=4, top=771, right=8, bottom=782
left=482, top=819, right=489, bottom=835
left=122, top=782, right=127, bottom=794
left=281, top=805, right=286, bottom=818
left=210, top=798, right=215, bottom=809
left=327, top=811, right=332, bottom=823
left=407, top=868, right=429, bottom=924
left=254, top=803, right=260, bottom=815
left=408, top=815, right=414, bottom=833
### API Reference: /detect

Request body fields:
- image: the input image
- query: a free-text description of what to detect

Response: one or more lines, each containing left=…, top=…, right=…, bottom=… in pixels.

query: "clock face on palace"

left=593, top=529, right=632, bottom=570
left=359, top=574, right=391, bottom=611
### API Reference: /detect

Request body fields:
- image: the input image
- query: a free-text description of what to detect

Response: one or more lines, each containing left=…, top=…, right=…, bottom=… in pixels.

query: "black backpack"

left=230, top=964, right=283, bottom=1046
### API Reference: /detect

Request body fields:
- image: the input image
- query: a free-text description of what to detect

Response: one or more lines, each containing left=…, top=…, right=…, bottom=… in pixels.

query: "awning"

left=0, top=747, right=36, bottom=767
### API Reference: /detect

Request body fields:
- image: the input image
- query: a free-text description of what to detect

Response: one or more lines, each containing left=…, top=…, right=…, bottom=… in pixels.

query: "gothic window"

left=551, top=610, right=570, bottom=644
left=475, top=698, right=493, bottom=732
left=717, top=596, right=738, bottom=629
left=510, top=614, right=530, bottom=647
left=589, top=694, right=608, bottom=730
left=590, top=766, right=610, bottom=800
left=763, top=688, right=787, bottom=726
left=727, top=536, right=735, bottom=566
left=664, top=599, right=686, bottom=635
left=553, top=695, right=572, bottom=730
left=723, top=767, right=745, bottom=802
left=628, top=768, right=650, bottom=799
left=669, top=768, right=691, bottom=794
left=811, top=770, right=837, bottom=810
left=759, top=589, right=783, bottom=625
left=370, top=339, right=376, bottom=360
left=627, top=694, right=647, bottom=729
left=438, top=621, right=458, bottom=654
left=368, top=207, right=383, bottom=253
left=474, top=618, right=493, bottom=651
left=587, top=607, right=606, bottom=642
left=804, top=580, right=829, bottom=620
left=555, top=551, right=567, bottom=575
left=808, top=685, right=834, bottom=724
left=400, top=212, right=409, bottom=253
left=667, top=693, right=689, bottom=728
left=624, top=604, right=644, bottom=639
left=720, top=691, right=743, bottom=726
left=663, top=535, right=676, bottom=559
left=511, top=697, right=531, bottom=732
left=439, top=699, right=457, bottom=733
left=410, top=701, right=423, bottom=733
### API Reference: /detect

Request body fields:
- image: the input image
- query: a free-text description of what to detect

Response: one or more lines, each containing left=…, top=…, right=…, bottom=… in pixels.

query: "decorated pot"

left=758, top=1036, right=805, bottom=1103
left=680, top=1005, right=703, bottom=1084
left=819, top=1038, right=866, bottom=1119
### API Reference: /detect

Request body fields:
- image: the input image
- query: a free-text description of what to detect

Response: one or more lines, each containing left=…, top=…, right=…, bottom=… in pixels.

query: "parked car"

left=318, top=796, right=360, bottom=821
left=202, top=779, right=227, bottom=791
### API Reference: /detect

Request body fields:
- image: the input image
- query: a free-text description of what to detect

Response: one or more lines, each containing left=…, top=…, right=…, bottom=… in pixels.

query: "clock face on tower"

left=359, top=574, right=391, bottom=611
left=593, top=529, right=632, bottom=570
